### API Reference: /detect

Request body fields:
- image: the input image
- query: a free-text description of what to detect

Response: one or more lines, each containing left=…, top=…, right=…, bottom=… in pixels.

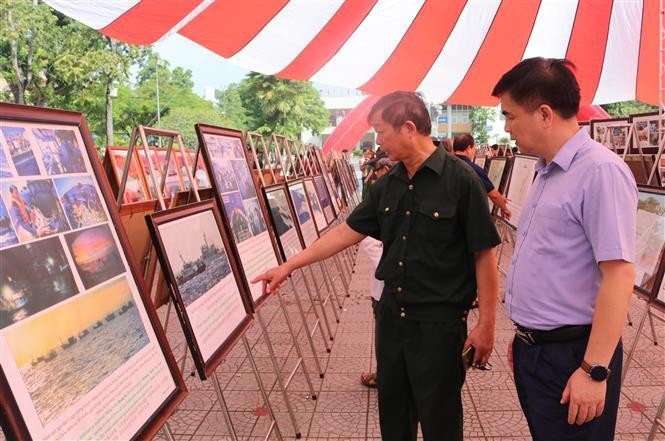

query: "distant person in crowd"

left=441, top=137, right=453, bottom=153
left=361, top=149, right=376, bottom=199
left=359, top=154, right=396, bottom=389
left=253, top=91, right=500, bottom=441
left=453, top=134, right=511, bottom=220
left=489, top=143, right=499, bottom=157
left=511, top=146, right=519, bottom=155
left=494, top=57, right=637, bottom=441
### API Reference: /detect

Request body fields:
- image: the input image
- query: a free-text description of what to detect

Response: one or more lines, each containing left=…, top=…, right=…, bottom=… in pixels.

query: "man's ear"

left=538, top=104, right=555, bottom=128
left=403, top=120, right=417, bottom=135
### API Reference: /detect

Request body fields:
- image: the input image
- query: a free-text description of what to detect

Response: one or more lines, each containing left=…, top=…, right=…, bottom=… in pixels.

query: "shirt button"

left=408, top=184, right=414, bottom=190
left=401, top=235, right=407, bottom=240
left=433, top=211, right=440, bottom=218
left=398, top=261, right=404, bottom=267
left=384, top=207, right=390, bottom=212
left=396, top=287, right=403, bottom=293
left=405, top=210, right=411, bottom=216
left=400, top=312, right=406, bottom=318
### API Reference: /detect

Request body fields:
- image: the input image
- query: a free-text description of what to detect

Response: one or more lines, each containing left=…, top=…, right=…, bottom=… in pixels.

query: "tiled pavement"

left=2, top=245, right=662, bottom=441
left=149, top=245, right=665, bottom=441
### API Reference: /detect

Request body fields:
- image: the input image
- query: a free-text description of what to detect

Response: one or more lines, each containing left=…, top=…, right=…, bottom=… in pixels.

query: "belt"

left=514, top=324, right=591, bottom=345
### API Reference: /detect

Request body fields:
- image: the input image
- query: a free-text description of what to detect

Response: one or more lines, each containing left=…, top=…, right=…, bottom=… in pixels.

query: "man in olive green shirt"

left=253, top=91, right=500, bottom=441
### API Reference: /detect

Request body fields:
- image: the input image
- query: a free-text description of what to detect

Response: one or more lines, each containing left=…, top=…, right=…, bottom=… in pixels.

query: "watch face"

left=589, top=365, right=609, bottom=381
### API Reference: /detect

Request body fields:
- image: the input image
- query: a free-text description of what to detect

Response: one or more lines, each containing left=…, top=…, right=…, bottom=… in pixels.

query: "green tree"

left=238, top=72, right=328, bottom=139
left=469, top=107, right=496, bottom=144
left=215, top=83, right=247, bottom=130
left=160, top=104, right=228, bottom=149
left=601, top=100, right=657, bottom=118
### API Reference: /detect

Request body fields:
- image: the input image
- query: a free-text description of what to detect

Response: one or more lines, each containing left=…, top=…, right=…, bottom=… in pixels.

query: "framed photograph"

left=313, top=149, right=341, bottom=216
left=630, top=112, right=662, bottom=153
left=147, top=200, right=252, bottom=379
left=474, top=155, right=487, bottom=171
left=624, top=154, right=660, bottom=186
left=262, top=183, right=304, bottom=261
left=135, top=147, right=163, bottom=199
left=0, top=103, right=186, bottom=441
left=634, top=186, right=665, bottom=302
left=287, top=179, right=319, bottom=246
left=486, top=157, right=509, bottom=212
left=155, top=148, right=185, bottom=198
left=303, top=177, right=328, bottom=233
left=313, top=175, right=335, bottom=224
left=103, top=147, right=150, bottom=204
left=503, top=155, right=539, bottom=229
left=590, top=118, right=630, bottom=152
left=196, top=124, right=280, bottom=308
left=188, top=149, right=211, bottom=189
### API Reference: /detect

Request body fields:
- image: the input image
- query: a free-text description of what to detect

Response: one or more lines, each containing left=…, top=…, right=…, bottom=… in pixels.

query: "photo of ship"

left=4, top=276, right=148, bottom=425
left=157, top=210, right=233, bottom=307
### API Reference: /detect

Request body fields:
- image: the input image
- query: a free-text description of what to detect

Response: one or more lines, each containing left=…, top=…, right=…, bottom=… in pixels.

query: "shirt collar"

left=389, top=147, right=446, bottom=180
left=535, top=127, right=590, bottom=173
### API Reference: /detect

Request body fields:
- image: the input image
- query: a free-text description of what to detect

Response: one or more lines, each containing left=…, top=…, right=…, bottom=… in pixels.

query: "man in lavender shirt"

left=493, top=58, right=637, bottom=440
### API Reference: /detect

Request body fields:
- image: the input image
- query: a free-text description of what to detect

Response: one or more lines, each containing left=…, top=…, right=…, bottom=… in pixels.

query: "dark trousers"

left=372, top=298, right=379, bottom=380
left=513, top=336, right=623, bottom=441
left=375, top=302, right=467, bottom=441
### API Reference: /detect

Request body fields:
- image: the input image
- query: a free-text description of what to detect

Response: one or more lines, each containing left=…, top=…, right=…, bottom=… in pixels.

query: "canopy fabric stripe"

left=45, top=0, right=658, bottom=106
left=322, top=95, right=380, bottom=155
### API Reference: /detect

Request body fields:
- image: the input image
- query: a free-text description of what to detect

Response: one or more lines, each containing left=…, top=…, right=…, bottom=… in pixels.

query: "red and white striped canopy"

left=46, top=0, right=658, bottom=106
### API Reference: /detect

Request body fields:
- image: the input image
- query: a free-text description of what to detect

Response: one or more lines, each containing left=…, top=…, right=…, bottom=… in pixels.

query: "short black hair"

left=453, top=134, right=474, bottom=152
left=492, top=57, right=580, bottom=119
left=368, top=91, right=431, bottom=135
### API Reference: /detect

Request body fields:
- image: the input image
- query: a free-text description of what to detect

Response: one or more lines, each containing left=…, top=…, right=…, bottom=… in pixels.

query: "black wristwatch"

left=581, top=360, right=610, bottom=381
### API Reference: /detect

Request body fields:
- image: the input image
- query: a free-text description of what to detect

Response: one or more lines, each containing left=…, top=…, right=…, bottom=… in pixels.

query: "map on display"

left=634, top=186, right=665, bottom=306
left=504, top=155, right=539, bottom=229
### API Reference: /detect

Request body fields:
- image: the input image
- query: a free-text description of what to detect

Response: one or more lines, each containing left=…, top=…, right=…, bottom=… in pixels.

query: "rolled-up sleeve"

left=582, top=162, right=637, bottom=263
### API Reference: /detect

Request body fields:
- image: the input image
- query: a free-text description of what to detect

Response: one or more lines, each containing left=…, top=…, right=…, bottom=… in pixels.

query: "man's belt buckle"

left=516, top=328, right=536, bottom=345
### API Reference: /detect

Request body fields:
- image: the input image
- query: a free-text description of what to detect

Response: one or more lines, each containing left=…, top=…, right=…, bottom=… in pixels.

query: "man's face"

left=500, top=92, right=543, bottom=156
left=370, top=112, right=411, bottom=162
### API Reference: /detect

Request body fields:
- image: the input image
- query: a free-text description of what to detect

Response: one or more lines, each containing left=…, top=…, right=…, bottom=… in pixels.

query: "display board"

left=590, top=117, right=630, bottom=152
left=287, top=180, right=319, bottom=246
left=486, top=156, right=509, bottom=212
left=504, top=155, right=539, bottom=229
left=634, top=186, right=665, bottom=304
left=313, top=149, right=340, bottom=216
left=263, top=184, right=304, bottom=261
left=0, top=103, right=186, bottom=440
left=303, top=178, right=328, bottom=233
left=624, top=154, right=660, bottom=186
left=630, top=112, right=661, bottom=154
left=313, top=175, right=335, bottom=224
left=475, top=155, right=487, bottom=171
left=154, top=148, right=185, bottom=197
left=195, top=124, right=279, bottom=307
left=103, top=147, right=150, bottom=204
left=147, top=200, right=252, bottom=379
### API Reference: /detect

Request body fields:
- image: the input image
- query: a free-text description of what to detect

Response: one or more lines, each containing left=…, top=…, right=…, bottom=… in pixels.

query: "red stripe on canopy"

left=636, top=0, right=658, bottom=105
left=447, top=0, right=541, bottom=105
left=323, top=95, right=380, bottom=155
left=179, top=0, right=288, bottom=58
left=566, top=0, right=614, bottom=104
left=101, top=0, right=202, bottom=45
left=276, top=0, right=377, bottom=80
left=361, top=0, right=467, bottom=95
left=577, top=104, right=610, bottom=122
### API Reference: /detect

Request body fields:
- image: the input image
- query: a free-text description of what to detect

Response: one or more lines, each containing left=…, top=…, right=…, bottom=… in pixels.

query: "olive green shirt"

left=347, top=147, right=501, bottom=322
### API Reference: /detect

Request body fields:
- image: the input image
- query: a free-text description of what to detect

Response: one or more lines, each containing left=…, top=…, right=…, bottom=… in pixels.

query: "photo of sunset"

left=64, top=224, right=124, bottom=289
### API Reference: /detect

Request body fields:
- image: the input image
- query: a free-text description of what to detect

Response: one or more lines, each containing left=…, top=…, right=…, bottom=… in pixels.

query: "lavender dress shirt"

left=505, top=129, right=637, bottom=330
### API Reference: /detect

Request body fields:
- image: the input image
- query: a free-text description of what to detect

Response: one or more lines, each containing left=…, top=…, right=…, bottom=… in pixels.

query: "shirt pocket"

left=416, top=202, right=457, bottom=243
left=530, top=203, right=576, bottom=253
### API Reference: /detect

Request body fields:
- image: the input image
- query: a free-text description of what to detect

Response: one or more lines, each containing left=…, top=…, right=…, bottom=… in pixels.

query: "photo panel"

left=0, top=144, right=16, bottom=178
left=196, top=124, right=280, bottom=307
left=634, top=186, right=665, bottom=300
left=486, top=157, right=509, bottom=213
left=105, top=148, right=149, bottom=204
left=503, top=155, right=539, bottom=228
left=313, top=175, right=335, bottom=225
left=304, top=178, right=328, bottom=233
left=155, top=149, right=185, bottom=197
left=590, top=118, right=630, bottom=152
left=288, top=180, right=319, bottom=246
left=0, top=178, right=71, bottom=243
left=263, top=184, right=304, bottom=262
left=136, top=147, right=163, bottom=199
left=0, top=104, right=186, bottom=441
left=147, top=201, right=252, bottom=379
left=475, top=155, right=487, bottom=171
left=630, top=112, right=661, bottom=152
left=188, top=150, right=211, bottom=189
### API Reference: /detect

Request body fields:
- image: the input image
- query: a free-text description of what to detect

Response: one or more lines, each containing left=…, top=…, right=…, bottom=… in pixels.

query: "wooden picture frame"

left=262, top=183, right=305, bottom=262
left=0, top=103, right=186, bottom=441
left=303, top=177, right=329, bottom=233
left=195, top=124, right=280, bottom=308
left=630, top=111, right=662, bottom=154
left=287, top=179, right=319, bottom=246
left=313, top=149, right=341, bottom=216
left=313, top=175, right=335, bottom=225
left=590, top=117, right=630, bottom=152
left=503, top=155, right=539, bottom=229
left=103, top=146, right=151, bottom=204
left=474, top=155, right=487, bottom=171
left=146, top=200, right=253, bottom=380
left=634, top=185, right=665, bottom=304
left=154, top=148, right=186, bottom=198
left=485, top=156, right=510, bottom=213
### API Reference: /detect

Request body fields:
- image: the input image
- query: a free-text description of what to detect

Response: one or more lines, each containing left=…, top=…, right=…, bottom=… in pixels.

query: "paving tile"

left=308, top=412, right=367, bottom=438
left=477, top=410, right=530, bottom=437
left=191, top=410, right=257, bottom=438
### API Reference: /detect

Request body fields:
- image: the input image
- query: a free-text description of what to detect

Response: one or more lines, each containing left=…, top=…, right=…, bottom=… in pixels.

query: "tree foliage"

left=469, top=107, right=496, bottom=144
left=238, top=72, right=329, bottom=139
left=600, top=100, right=657, bottom=118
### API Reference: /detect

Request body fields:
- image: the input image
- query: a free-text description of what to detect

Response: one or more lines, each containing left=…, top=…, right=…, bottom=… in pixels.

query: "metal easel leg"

left=621, top=297, right=651, bottom=385
left=299, top=267, right=334, bottom=342
left=287, top=277, right=327, bottom=375
left=320, top=259, right=344, bottom=310
left=309, top=264, right=340, bottom=323
left=211, top=371, right=239, bottom=441
left=161, top=422, right=176, bottom=441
